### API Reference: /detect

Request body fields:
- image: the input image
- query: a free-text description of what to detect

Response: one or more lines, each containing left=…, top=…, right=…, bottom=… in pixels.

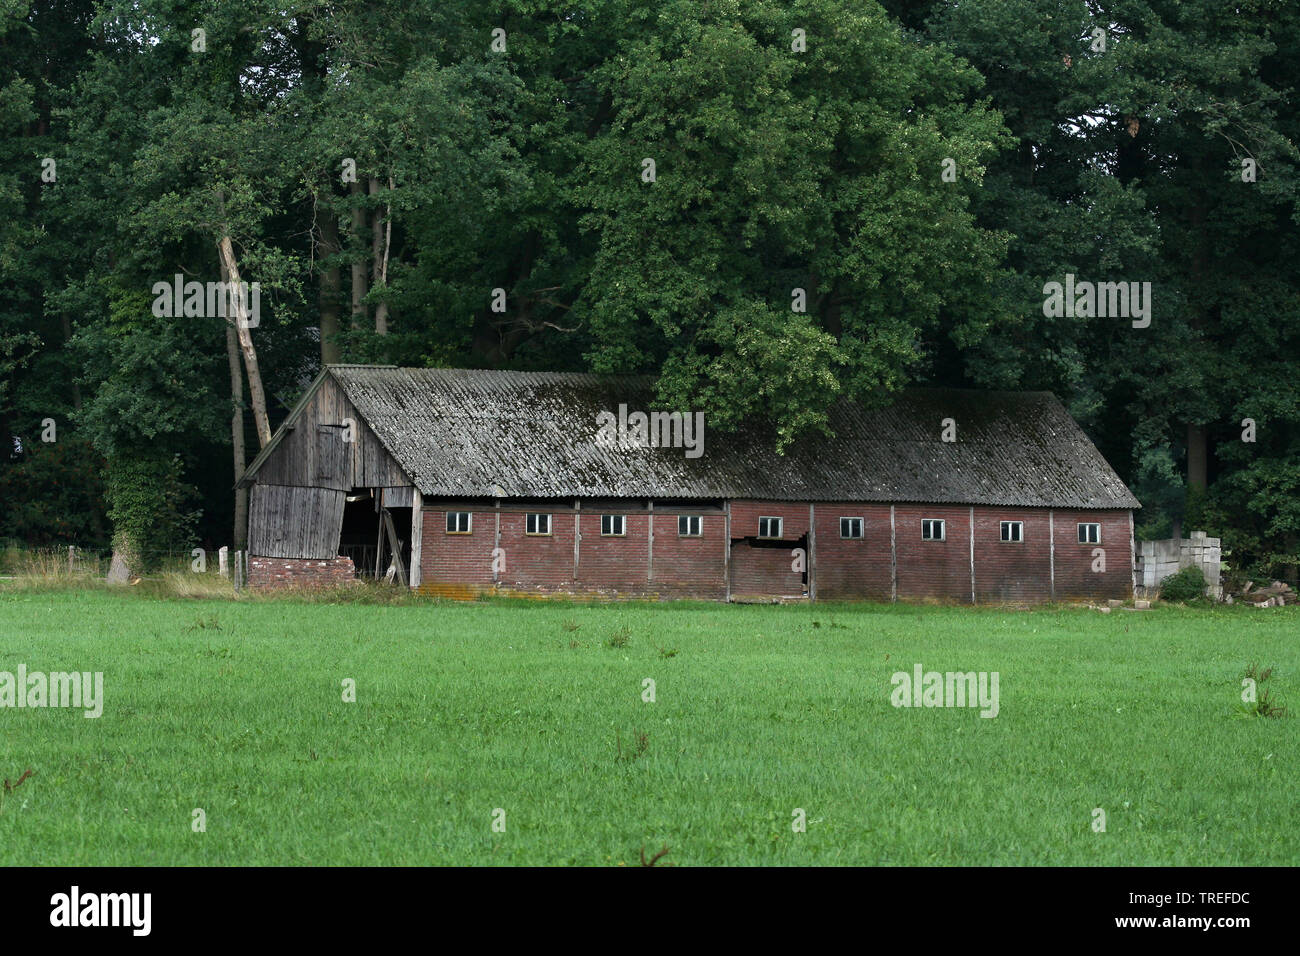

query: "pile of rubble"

left=1225, top=581, right=1296, bottom=607
left=1089, top=599, right=1152, bottom=613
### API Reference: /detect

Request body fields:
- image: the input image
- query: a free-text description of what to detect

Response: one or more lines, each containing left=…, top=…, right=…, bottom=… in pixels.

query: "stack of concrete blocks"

left=1137, top=531, right=1222, bottom=600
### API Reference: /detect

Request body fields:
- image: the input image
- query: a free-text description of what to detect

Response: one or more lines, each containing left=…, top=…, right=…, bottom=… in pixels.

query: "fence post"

left=68, top=545, right=75, bottom=574
left=219, top=546, right=229, bottom=578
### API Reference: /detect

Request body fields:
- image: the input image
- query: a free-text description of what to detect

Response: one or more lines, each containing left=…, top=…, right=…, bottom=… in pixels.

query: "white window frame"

left=601, top=514, right=626, bottom=537
left=1078, top=522, right=1101, bottom=544
left=526, top=513, right=552, bottom=536
left=446, top=511, right=472, bottom=534
left=758, top=516, right=783, bottom=539
left=678, top=515, right=702, bottom=537
left=1000, top=520, right=1024, bottom=543
left=922, top=518, right=946, bottom=541
left=840, top=517, right=864, bottom=539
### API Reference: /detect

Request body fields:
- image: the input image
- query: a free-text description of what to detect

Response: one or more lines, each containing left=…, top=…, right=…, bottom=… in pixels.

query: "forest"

left=1, top=0, right=1297, bottom=582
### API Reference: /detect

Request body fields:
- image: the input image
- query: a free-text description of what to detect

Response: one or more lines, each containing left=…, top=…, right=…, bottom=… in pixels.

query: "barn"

left=237, top=365, right=1141, bottom=603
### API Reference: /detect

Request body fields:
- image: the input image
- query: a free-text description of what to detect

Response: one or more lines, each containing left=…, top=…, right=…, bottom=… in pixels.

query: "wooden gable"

left=250, top=375, right=411, bottom=492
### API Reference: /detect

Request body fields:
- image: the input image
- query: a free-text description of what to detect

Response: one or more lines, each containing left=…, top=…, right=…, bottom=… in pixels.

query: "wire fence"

left=0, top=544, right=250, bottom=585
left=339, top=544, right=380, bottom=578
left=3, top=545, right=389, bottom=586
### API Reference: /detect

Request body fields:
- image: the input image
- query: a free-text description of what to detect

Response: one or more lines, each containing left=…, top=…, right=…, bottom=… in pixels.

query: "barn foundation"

left=248, top=555, right=356, bottom=589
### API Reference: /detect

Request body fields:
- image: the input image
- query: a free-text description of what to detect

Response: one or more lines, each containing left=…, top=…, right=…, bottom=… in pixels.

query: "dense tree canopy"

left=1, top=0, right=1296, bottom=579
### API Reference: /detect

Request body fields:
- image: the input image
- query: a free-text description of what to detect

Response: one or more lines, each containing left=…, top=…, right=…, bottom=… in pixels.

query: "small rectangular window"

left=922, top=518, right=945, bottom=541
left=526, top=513, right=551, bottom=536
left=1000, top=521, right=1023, bottom=542
left=678, top=515, right=702, bottom=537
left=1078, top=522, right=1101, bottom=544
left=840, top=517, right=864, bottom=539
left=446, top=511, right=472, bottom=534
left=758, top=516, right=783, bottom=539
left=601, top=514, right=626, bottom=537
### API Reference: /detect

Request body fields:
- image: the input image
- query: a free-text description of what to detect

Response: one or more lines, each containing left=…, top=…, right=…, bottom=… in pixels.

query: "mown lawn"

left=0, top=588, right=1295, bottom=865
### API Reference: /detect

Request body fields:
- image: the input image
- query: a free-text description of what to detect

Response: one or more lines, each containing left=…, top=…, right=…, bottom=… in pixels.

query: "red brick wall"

left=728, top=501, right=810, bottom=541
left=728, top=501, right=809, bottom=599
left=418, top=507, right=727, bottom=599
left=413, top=500, right=1131, bottom=604
left=419, top=509, right=496, bottom=597
left=650, top=511, right=727, bottom=599
left=813, top=503, right=892, bottom=601
left=1052, top=509, right=1132, bottom=601
left=972, top=507, right=1052, bottom=603
left=575, top=510, right=650, bottom=594
left=496, top=510, right=577, bottom=591
left=894, top=504, right=972, bottom=602
left=249, top=555, right=355, bottom=588
left=730, top=543, right=805, bottom=598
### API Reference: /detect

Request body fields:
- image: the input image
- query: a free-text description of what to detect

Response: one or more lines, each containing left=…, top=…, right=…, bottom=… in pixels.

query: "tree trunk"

left=318, top=207, right=343, bottom=365
left=369, top=176, right=390, bottom=337
left=106, top=527, right=140, bottom=584
left=216, top=235, right=272, bottom=448
left=349, top=179, right=368, bottom=329
left=225, top=301, right=249, bottom=551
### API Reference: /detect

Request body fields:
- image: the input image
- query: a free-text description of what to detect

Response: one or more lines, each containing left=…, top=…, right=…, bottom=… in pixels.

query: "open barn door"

left=338, top=488, right=411, bottom=582
left=376, top=504, right=411, bottom=584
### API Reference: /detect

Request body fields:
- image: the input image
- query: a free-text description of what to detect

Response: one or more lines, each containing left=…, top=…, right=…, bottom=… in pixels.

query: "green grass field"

left=0, top=588, right=1295, bottom=866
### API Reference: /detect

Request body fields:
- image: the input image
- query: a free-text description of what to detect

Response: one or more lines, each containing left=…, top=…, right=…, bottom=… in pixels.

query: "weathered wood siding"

left=380, top=486, right=414, bottom=508
left=249, top=484, right=348, bottom=559
left=253, top=377, right=410, bottom=490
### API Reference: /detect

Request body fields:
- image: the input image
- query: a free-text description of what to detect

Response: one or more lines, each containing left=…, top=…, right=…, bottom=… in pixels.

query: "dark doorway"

left=338, top=488, right=412, bottom=583
left=340, top=489, right=380, bottom=576
left=382, top=507, right=412, bottom=584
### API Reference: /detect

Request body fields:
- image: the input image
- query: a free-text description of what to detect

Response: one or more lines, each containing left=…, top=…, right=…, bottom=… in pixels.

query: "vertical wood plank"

left=573, top=499, right=580, bottom=582
left=890, top=504, right=897, bottom=603
left=410, top=489, right=423, bottom=589
left=647, top=500, right=654, bottom=583
left=968, top=505, right=975, bottom=605
left=1049, top=509, right=1056, bottom=600
left=724, top=500, right=731, bottom=602
left=808, top=503, right=816, bottom=602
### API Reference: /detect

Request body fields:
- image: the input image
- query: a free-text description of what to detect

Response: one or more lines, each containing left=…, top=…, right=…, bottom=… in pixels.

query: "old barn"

left=238, top=365, right=1140, bottom=602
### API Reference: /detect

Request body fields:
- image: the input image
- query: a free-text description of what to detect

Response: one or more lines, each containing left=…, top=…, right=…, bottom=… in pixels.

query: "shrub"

left=1160, top=565, right=1207, bottom=602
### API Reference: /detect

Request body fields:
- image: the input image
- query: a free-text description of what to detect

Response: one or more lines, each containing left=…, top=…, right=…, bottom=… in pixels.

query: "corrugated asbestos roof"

left=251, top=365, right=1140, bottom=508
